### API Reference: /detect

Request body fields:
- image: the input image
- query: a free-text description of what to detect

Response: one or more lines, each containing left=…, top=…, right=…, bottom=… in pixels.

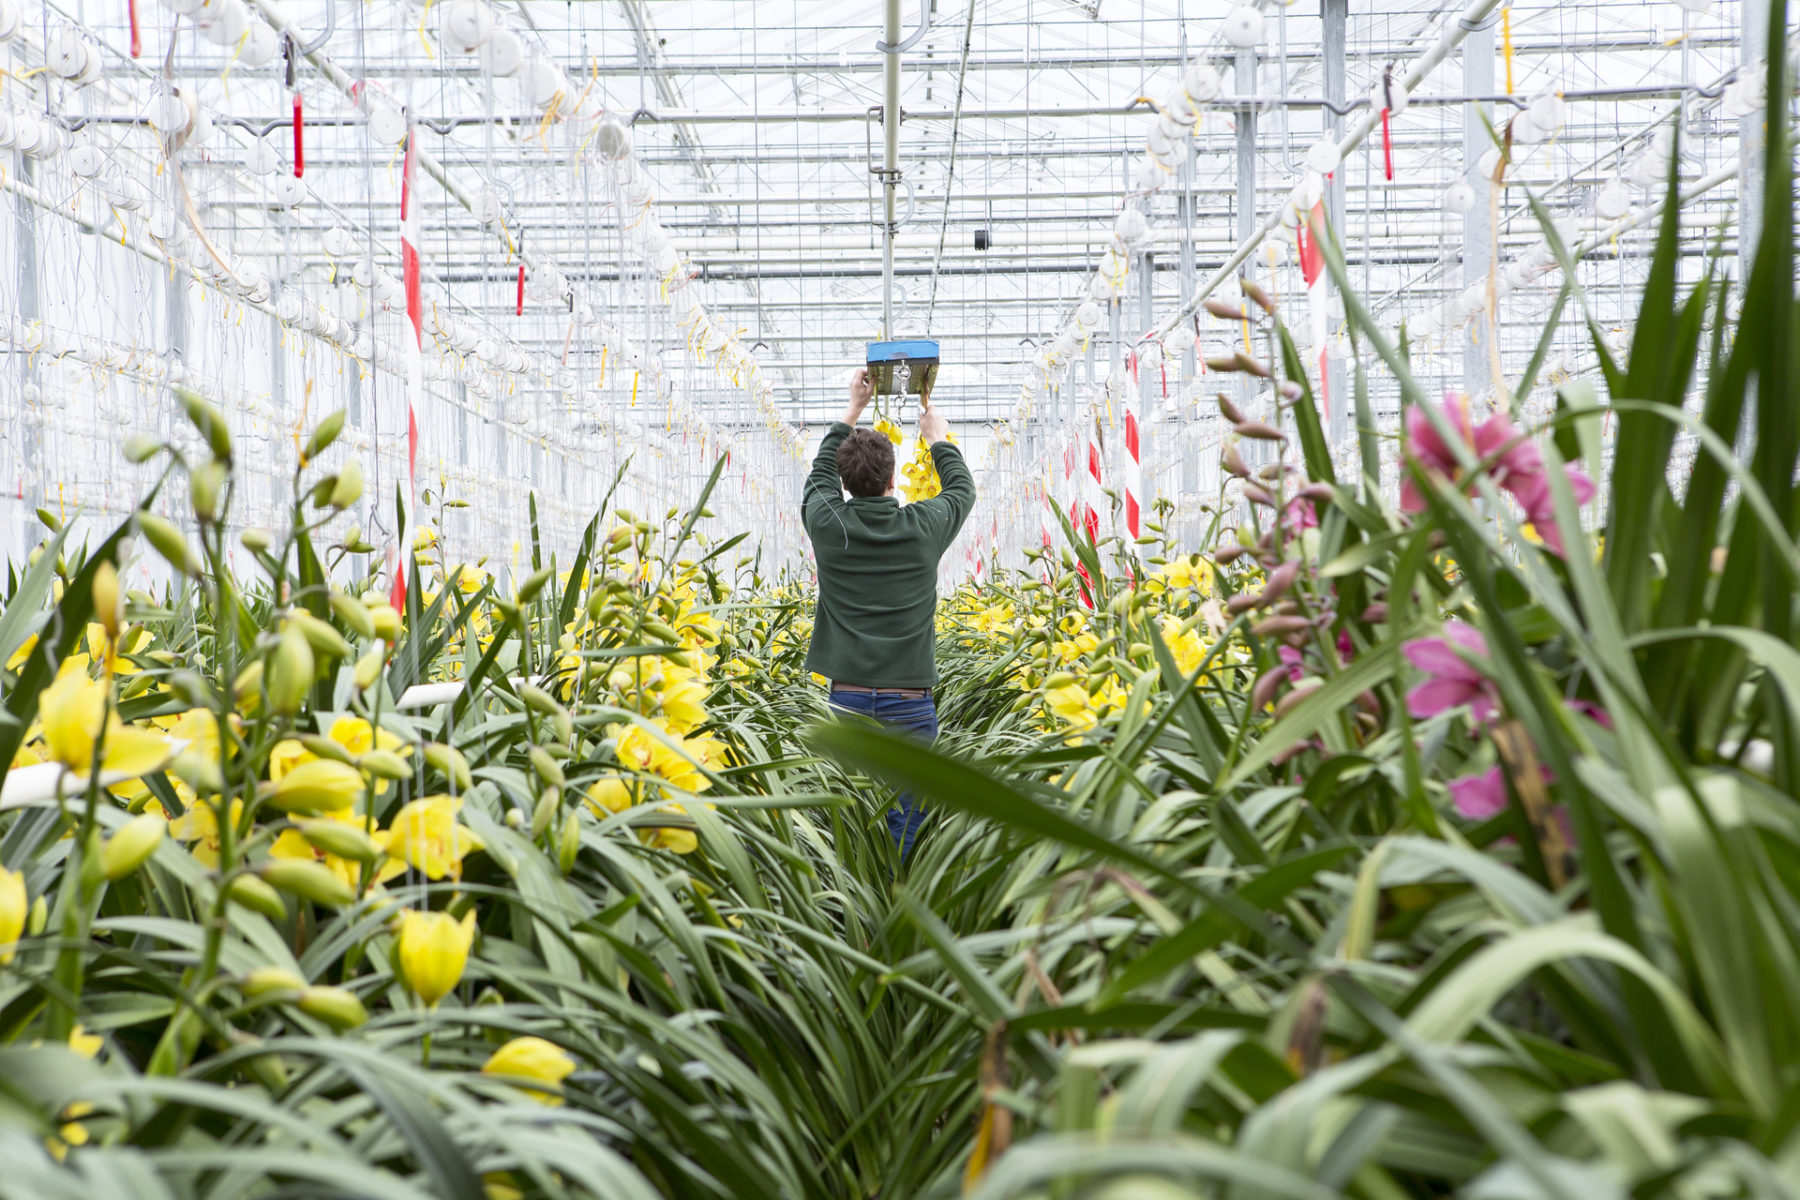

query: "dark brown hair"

left=836, top=429, right=895, bottom=498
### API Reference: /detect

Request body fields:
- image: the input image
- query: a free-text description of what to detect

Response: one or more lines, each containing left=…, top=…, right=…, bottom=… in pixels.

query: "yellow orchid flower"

left=613, top=723, right=710, bottom=795
left=481, top=1036, right=576, bottom=1105
left=37, top=663, right=173, bottom=784
left=392, top=907, right=476, bottom=1007
left=380, top=795, right=483, bottom=880
left=170, top=797, right=244, bottom=868
left=7, top=633, right=38, bottom=673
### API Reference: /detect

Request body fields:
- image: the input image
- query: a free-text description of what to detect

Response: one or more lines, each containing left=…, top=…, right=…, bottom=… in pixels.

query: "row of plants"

left=0, top=36, right=1795, bottom=1200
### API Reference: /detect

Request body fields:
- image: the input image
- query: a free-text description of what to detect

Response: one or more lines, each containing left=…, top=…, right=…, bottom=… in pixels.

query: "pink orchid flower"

left=1449, top=766, right=1508, bottom=820
left=1403, top=620, right=1499, bottom=722
left=1401, top=392, right=1545, bottom=512
left=1281, top=495, right=1319, bottom=539
left=1448, top=764, right=1575, bottom=851
left=1506, top=464, right=1597, bottom=557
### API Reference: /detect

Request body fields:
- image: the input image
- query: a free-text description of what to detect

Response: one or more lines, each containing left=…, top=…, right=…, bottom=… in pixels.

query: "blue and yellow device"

left=866, top=339, right=940, bottom=401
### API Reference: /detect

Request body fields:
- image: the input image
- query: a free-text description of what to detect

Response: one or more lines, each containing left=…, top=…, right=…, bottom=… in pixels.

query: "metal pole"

left=1322, top=0, right=1348, bottom=443
left=882, top=0, right=901, bottom=339
left=1738, top=0, right=1769, bottom=292
left=1236, top=46, right=1258, bottom=432
left=1462, top=20, right=1494, bottom=397
left=1178, top=131, right=1197, bottom=385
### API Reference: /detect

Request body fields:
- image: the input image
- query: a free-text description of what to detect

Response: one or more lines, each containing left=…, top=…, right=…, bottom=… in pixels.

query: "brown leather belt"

left=831, top=682, right=932, bottom=699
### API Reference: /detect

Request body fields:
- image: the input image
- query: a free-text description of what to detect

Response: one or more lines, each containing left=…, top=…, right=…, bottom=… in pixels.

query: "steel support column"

left=1461, top=21, right=1495, bottom=397
left=1322, top=0, right=1349, bottom=443
left=1739, top=0, right=1769, bottom=291
left=881, top=0, right=902, bottom=338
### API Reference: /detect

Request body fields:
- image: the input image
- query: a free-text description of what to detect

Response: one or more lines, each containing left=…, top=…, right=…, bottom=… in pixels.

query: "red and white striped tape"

left=1083, top=423, right=1104, bottom=546
left=389, top=125, right=424, bottom=613
left=1123, top=378, right=1142, bottom=544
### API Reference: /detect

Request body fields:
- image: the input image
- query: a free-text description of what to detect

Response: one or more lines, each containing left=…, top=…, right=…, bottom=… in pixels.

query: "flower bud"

left=287, top=611, right=351, bottom=661
left=190, top=459, right=227, bottom=523
left=519, top=685, right=561, bottom=717
left=294, top=818, right=382, bottom=864
left=358, top=749, right=413, bottom=782
left=516, top=566, right=553, bottom=604
left=228, top=873, right=291, bottom=920
left=259, top=859, right=358, bottom=908
left=352, top=648, right=385, bottom=692
left=422, top=742, right=472, bottom=792
left=1261, top=560, right=1302, bottom=605
left=1241, top=277, right=1276, bottom=314
left=1203, top=298, right=1248, bottom=321
left=303, top=409, right=346, bottom=463
left=92, top=560, right=122, bottom=639
left=296, top=734, right=356, bottom=765
left=240, top=527, right=274, bottom=553
left=80, top=828, right=106, bottom=893
left=531, top=789, right=560, bottom=837
left=329, top=592, right=376, bottom=640
left=136, top=512, right=200, bottom=576
left=231, top=659, right=264, bottom=713
left=267, top=624, right=316, bottom=716
left=267, top=759, right=366, bottom=815
left=528, top=747, right=566, bottom=790
left=328, top=457, right=364, bottom=510
left=368, top=604, right=402, bottom=642
left=240, top=965, right=306, bottom=999
left=1250, top=668, right=1287, bottom=712
left=101, top=812, right=166, bottom=880
left=297, top=984, right=368, bottom=1030
left=1273, top=681, right=1322, bottom=718
left=177, top=386, right=233, bottom=461
left=1234, top=420, right=1287, bottom=442
left=558, top=812, right=581, bottom=874
left=122, top=433, right=162, bottom=463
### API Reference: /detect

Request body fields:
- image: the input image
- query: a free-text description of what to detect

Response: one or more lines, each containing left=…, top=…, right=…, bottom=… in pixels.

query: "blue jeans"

left=826, top=691, right=938, bottom=860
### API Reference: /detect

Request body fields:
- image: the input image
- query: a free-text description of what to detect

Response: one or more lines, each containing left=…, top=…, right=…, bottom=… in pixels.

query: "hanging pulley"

left=866, top=338, right=939, bottom=404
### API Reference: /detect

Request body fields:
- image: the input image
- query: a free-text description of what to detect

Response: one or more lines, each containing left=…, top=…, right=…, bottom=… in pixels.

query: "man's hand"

left=920, top=406, right=949, bottom=445
left=842, top=367, right=874, bottom=426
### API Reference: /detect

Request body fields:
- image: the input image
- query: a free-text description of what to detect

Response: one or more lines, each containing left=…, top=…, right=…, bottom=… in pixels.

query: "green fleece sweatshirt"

left=801, top=422, right=977, bottom=688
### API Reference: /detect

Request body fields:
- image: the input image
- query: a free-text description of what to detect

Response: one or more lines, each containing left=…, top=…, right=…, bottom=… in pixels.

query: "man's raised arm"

left=803, top=368, right=874, bottom=525
left=918, top=406, right=976, bottom=550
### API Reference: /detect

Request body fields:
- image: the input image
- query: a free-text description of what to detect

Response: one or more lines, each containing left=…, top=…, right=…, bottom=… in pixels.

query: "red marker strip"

left=292, top=93, right=304, bottom=177
left=128, top=0, right=140, bottom=57
left=516, top=264, right=525, bottom=315
left=1381, top=107, right=1394, bottom=181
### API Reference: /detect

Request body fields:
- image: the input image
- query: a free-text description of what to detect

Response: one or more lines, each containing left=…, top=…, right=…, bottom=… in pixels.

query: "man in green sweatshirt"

left=804, top=366, right=976, bottom=858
